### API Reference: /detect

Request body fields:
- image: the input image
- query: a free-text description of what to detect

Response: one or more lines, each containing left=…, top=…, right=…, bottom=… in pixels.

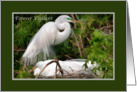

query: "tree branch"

left=70, top=14, right=76, bottom=28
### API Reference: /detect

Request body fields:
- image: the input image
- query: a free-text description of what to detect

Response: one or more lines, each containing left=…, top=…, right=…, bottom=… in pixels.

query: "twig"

left=35, top=58, right=64, bottom=79
left=54, top=69, right=59, bottom=78
left=14, top=48, right=26, bottom=51
left=83, top=50, right=87, bottom=58
left=29, top=66, right=36, bottom=73
left=15, top=60, right=30, bottom=73
left=69, top=66, right=74, bottom=74
left=65, top=55, right=72, bottom=59
left=35, top=60, right=56, bottom=78
left=100, top=25, right=113, bottom=30
left=84, top=33, right=90, bottom=44
left=75, top=14, right=80, bottom=20
left=78, top=35, right=84, bottom=50
left=14, top=70, right=20, bottom=75
left=102, top=45, right=107, bottom=50
left=59, top=68, right=73, bottom=76
left=55, top=58, right=64, bottom=77
left=73, top=31, right=82, bottom=57
left=70, top=14, right=82, bottom=57
left=70, top=14, right=76, bottom=28
left=69, top=40, right=77, bottom=46
left=54, top=64, right=58, bottom=79
left=54, top=68, right=73, bottom=78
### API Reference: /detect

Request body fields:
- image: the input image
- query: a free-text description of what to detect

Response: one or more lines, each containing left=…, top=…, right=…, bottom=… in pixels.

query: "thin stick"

left=14, top=48, right=26, bottom=51
left=78, top=35, right=84, bottom=50
left=75, top=14, right=80, bottom=20
left=54, top=69, right=59, bottom=78
left=16, top=60, right=30, bottom=73
left=54, top=57, right=64, bottom=76
left=84, top=33, right=90, bottom=43
left=100, top=25, right=113, bottom=30
left=35, top=61, right=55, bottom=78
left=70, top=14, right=82, bottom=57
left=70, top=14, right=76, bottom=28
left=54, top=68, right=73, bottom=78
left=65, top=55, right=72, bottom=59
left=56, top=60, right=64, bottom=77
left=54, top=64, right=58, bottom=79
left=73, top=31, right=82, bottom=57
left=69, top=66, right=74, bottom=74
left=29, top=66, right=36, bottom=73
left=57, top=68, right=73, bottom=76
left=35, top=58, right=64, bottom=78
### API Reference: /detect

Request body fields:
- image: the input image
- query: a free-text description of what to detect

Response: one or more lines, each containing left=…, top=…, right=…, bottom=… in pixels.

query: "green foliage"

left=15, top=70, right=34, bottom=78
left=14, top=15, right=49, bottom=49
left=85, top=30, right=113, bottom=78
left=14, top=14, right=113, bottom=78
left=72, top=14, right=113, bottom=78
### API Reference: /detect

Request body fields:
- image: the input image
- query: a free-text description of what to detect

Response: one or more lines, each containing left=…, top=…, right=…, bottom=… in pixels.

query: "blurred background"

left=14, top=14, right=113, bottom=79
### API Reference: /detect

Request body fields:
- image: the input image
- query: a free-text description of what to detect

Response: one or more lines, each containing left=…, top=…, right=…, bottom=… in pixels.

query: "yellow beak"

left=72, top=19, right=83, bottom=29
left=72, top=19, right=82, bottom=24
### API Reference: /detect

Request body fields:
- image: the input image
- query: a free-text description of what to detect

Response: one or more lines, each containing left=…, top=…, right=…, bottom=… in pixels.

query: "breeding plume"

left=22, top=15, right=79, bottom=65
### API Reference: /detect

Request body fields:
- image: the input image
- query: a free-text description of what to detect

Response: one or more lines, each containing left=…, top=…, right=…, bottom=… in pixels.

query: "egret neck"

left=54, top=22, right=71, bottom=45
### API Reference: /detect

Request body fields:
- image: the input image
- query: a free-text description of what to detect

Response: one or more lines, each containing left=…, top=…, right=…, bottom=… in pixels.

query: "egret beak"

left=72, top=19, right=83, bottom=29
left=72, top=19, right=82, bottom=24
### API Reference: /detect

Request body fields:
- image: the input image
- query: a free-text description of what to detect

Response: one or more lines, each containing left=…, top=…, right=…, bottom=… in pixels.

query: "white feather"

left=34, top=60, right=99, bottom=77
left=22, top=15, right=73, bottom=65
left=34, top=68, right=41, bottom=76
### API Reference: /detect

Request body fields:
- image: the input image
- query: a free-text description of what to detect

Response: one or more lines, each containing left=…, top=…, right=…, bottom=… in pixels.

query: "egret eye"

left=67, top=18, right=72, bottom=20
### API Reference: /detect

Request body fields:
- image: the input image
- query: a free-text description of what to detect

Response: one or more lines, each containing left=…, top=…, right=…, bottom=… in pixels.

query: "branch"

left=69, top=66, right=74, bottom=74
left=70, top=14, right=82, bottom=57
left=15, top=60, right=30, bottom=73
left=84, top=33, right=90, bottom=44
left=54, top=64, right=58, bottom=78
left=65, top=55, right=73, bottom=59
left=75, top=14, right=80, bottom=20
left=100, top=25, right=113, bottom=30
left=14, top=48, right=26, bottom=51
left=70, top=14, right=76, bottom=28
left=78, top=35, right=84, bottom=50
left=35, top=60, right=56, bottom=78
left=73, top=31, right=82, bottom=57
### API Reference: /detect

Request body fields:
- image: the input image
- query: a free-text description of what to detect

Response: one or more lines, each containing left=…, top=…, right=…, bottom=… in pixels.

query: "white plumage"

left=21, top=15, right=99, bottom=78
left=22, top=15, right=73, bottom=65
left=34, top=60, right=99, bottom=77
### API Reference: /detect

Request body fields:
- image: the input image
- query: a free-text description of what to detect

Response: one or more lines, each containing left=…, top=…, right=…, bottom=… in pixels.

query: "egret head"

left=55, top=15, right=82, bottom=24
left=55, top=15, right=72, bottom=23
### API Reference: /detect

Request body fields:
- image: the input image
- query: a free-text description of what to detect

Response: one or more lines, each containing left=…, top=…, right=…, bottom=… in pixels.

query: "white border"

left=1, top=0, right=127, bottom=1
left=12, top=12, right=115, bottom=80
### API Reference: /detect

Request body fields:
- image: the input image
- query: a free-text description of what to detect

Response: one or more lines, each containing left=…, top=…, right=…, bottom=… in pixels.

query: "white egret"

left=22, top=15, right=81, bottom=78
left=33, top=60, right=99, bottom=77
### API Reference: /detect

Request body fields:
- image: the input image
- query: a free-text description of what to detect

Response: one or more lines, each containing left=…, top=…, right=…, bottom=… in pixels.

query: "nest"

left=38, top=73, right=97, bottom=79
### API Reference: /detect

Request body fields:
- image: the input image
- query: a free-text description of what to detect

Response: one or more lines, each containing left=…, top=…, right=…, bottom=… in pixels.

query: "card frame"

left=1, top=0, right=127, bottom=91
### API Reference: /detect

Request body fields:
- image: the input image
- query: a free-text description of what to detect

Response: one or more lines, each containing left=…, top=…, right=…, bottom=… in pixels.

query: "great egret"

left=33, top=60, right=99, bottom=77
left=22, top=15, right=80, bottom=78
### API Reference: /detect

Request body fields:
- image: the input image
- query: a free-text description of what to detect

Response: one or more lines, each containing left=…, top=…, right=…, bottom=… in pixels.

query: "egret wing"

left=22, top=22, right=58, bottom=65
